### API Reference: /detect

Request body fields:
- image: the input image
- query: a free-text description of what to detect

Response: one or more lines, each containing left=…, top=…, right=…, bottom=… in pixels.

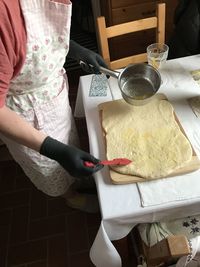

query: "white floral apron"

left=1, top=0, right=79, bottom=196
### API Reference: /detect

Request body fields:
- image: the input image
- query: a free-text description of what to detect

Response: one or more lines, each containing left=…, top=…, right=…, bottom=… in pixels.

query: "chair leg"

left=128, top=228, right=146, bottom=266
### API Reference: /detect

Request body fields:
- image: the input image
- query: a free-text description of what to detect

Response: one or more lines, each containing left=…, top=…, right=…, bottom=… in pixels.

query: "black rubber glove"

left=40, top=136, right=103, bottom=178
left=67, top=40, right=108, bottom=74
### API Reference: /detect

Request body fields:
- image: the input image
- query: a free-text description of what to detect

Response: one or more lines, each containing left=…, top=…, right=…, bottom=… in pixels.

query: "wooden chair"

left=96, top=3, right=166, bottom=69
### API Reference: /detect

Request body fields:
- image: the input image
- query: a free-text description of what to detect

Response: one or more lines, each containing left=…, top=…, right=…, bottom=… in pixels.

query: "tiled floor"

left=0, top=69, right=137, bottom=267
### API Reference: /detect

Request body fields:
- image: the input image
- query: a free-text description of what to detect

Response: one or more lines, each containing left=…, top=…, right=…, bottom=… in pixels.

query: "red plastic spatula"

left=84, top=158, right=132, bottom=167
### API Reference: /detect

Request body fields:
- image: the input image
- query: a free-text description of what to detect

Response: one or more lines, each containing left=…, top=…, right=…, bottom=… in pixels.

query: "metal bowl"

left=119, top=63, right=161, bottom=105
left=99, top=63, right=161, bottom=106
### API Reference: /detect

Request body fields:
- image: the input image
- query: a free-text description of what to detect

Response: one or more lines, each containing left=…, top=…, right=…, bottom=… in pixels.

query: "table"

left=74, top=55, right=200, bottom=267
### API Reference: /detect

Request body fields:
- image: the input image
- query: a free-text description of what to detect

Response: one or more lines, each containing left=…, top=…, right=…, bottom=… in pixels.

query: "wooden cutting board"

left=98, top=94, right=200, bottom=184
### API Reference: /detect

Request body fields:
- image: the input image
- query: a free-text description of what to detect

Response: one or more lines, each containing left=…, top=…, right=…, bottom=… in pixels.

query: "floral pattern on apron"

left=1, top=0, right=79, bottom=196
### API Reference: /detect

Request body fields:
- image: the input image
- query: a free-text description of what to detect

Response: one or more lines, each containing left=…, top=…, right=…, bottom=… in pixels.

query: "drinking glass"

left=147, top=43, right=169, bottom=70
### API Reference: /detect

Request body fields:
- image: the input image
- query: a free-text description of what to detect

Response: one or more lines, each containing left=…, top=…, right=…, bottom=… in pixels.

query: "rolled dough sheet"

left=99, top=97, right=193, bottom=179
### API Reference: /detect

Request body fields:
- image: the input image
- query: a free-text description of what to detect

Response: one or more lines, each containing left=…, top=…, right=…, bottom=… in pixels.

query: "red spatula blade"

left=84, top=158, right=132, bottom=167
left=101, top=158, right=132, bottom=166
left=84, top=161, right=95, bottom=167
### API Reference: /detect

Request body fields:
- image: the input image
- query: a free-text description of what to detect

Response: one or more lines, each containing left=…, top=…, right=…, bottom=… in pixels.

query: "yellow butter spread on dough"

left=100, top=98, right=192, bottom=179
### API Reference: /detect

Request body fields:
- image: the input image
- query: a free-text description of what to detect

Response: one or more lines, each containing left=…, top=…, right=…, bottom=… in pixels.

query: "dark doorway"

left=65, top=0, right=98, bottom=71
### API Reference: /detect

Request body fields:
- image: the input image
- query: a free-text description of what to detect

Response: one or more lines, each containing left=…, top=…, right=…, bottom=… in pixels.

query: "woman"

left=0, top=0, right=107, bottom=212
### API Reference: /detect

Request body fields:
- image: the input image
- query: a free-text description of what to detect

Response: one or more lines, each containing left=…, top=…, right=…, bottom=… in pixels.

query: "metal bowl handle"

left=99, top=66, right=120, bottom=79
left=79, top=60, right=120, bottom=79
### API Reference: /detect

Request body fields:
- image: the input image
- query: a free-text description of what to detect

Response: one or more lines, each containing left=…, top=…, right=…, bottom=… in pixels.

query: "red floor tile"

left=10, top=206, right=29, bottom=245
left=48, top=235, right=68, bottom=267
left=0, top=190, right=30, bottom=210
left=0, top=224, right=9, bottom=249
left=27, top=262, right=47, bottom=267
left=29, top=215, right=66, bottom=240
left=0, top=209, right=12, bottom=225
left=67, top=212, right=89, bottom=253
left=0, top=162, right=16, bottom=193
left=0, top=247, right=7, bottom=267
left=70, top=251, right=94, bottom=267
left=30, top=190, right=47, bottom=220
left=8, top=239, right=47, bottom=266
left=47, top=197, right=72, bottom=217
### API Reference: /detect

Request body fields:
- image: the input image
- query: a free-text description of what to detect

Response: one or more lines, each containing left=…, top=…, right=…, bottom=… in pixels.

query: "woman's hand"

left=67, top=40, right=108, bottom=74
left=40, top=136, right=103, bottom=178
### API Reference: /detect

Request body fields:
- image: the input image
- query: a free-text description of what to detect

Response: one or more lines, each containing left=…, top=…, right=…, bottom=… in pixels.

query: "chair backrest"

left=96, top=3, right=166, bottom=69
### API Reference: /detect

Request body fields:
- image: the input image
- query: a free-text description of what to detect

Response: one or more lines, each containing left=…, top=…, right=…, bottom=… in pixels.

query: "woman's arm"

left=0, top=105, right=103, bottom=177
left=0, top=105, right=47, bottom=151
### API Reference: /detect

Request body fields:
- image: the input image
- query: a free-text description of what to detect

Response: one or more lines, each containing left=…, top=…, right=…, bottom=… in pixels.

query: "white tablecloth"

left=74, top=55, right=200, bottom=267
